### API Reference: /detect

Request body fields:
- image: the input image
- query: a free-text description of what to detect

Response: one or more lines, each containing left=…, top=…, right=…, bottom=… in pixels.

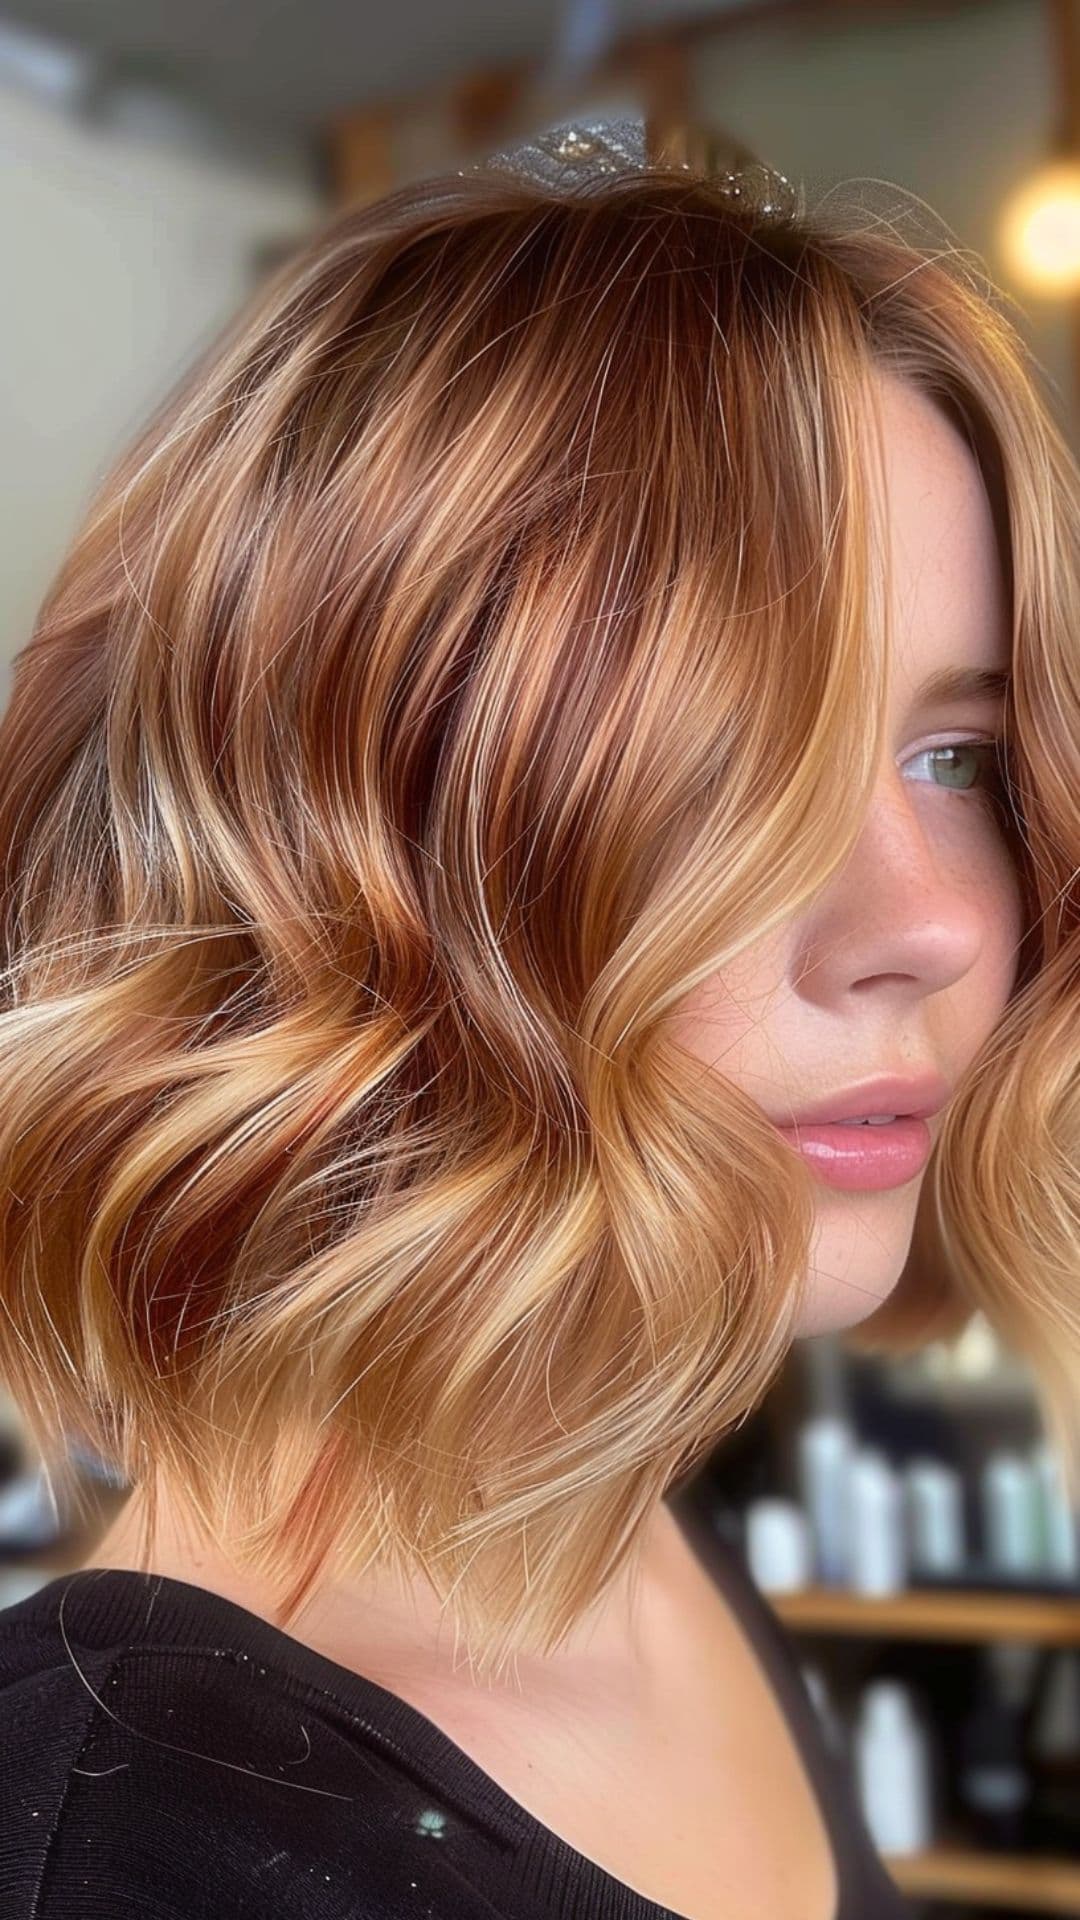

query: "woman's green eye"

left=907, top=739, right=1007, bottom=796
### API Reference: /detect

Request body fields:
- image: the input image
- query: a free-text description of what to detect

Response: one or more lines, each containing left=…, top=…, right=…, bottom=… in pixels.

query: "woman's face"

left=668, top=368, right=1023, bottom=1337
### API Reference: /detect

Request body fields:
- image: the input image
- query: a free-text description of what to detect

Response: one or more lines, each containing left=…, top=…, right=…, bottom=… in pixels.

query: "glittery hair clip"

left=458, top=112, right=803, bottom=223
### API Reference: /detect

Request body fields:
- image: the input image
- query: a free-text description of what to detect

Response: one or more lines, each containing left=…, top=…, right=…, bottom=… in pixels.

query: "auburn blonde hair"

left=2, top=158, right=1078, bottom=1679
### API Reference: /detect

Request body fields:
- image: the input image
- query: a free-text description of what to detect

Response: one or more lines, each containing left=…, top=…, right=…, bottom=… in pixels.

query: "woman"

left=0, top=119, right=1077, bottom=1920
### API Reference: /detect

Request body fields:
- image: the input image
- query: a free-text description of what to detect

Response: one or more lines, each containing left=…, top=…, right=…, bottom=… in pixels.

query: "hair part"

left=1, top=161, right=1078, bottom=1678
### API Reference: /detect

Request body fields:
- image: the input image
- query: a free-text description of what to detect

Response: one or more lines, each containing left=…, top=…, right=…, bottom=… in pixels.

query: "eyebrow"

left=910, top=666, right=1012, bottom=709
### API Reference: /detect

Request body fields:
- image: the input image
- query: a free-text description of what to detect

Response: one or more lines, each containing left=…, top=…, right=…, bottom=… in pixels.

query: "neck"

left=79, top=1480, right=688, bottom=1702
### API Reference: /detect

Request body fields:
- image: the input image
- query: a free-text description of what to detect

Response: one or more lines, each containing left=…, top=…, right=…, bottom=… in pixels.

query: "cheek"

left=939, top=780, right=1029, bottom=955
left=665, top=941, right=786, bottom=1069
left=935, top=833, right=1029, bottom=1069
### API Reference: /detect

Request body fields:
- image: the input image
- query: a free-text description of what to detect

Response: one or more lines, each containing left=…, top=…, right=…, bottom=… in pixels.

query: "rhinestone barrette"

left=458, top=111, right=802, bottom=222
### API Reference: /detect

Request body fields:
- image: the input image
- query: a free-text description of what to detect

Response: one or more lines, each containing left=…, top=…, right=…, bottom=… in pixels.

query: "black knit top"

left=0, top=1473, right=913, bottom=1917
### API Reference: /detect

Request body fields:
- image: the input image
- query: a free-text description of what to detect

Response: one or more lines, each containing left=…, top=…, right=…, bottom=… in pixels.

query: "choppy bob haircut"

left=2, top=153, right=1079, bottom=1680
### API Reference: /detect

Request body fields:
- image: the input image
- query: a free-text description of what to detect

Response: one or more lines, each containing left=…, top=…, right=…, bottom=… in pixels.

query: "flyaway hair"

left=1, top=158, right=1078, bottom=1679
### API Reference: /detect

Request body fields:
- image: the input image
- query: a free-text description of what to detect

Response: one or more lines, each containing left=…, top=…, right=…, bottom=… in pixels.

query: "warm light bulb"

left=1000, top=159, right=1080, bottom=294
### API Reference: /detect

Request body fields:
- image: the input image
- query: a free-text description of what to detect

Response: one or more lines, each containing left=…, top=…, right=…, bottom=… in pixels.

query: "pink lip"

left=768, top=1071, right=951, bottom=1129
left=774, top=1117, right=934, bottom=1191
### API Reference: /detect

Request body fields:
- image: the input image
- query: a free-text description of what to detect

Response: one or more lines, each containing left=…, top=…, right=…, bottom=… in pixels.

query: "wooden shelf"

left=884, top=1844, right=1080, bottom=1914
left=771, top=1584, right=1080, bottom=1645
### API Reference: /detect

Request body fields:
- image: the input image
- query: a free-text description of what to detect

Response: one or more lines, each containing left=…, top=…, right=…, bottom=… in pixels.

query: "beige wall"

left=0, top=84, right=321, bottom=698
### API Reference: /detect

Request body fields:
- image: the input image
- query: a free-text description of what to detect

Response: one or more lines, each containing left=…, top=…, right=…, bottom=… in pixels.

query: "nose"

left=791, top=772, right=987, bottom=1005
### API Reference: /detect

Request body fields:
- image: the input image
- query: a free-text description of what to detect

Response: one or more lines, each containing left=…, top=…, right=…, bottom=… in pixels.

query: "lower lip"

left=774, top=1117, right=933, bottom=1190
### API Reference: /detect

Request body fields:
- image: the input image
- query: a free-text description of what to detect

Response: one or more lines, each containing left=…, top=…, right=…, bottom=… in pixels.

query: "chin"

left=791, top=1194, right=919, bottom=1339
left=793, top=1271, right=904, bottom=1340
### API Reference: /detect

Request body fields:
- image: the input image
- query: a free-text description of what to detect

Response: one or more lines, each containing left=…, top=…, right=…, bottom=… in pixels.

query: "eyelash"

left=904, top=734, right=1010, bottom=802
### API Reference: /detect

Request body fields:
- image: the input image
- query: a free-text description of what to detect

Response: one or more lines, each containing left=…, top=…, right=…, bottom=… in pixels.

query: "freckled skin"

left=666, top=369, right=1022, bottom=1339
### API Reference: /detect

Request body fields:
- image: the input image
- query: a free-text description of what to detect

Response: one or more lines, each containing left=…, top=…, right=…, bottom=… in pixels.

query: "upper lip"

left=772, top=1071, right=951, bottom=1127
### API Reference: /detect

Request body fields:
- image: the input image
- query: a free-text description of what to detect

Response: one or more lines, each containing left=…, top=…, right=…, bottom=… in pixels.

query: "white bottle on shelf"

left=902, top=1456, right=966, bottom=1579
left=0, top=1458, right=63, bottom=1548
left=796, top=1414, right=855, bottom=1586
left=744, top=1497, right=812, bottom=1593
left=847, top=1448, right=907, bottom=1595
left=1031, top=1441, right=1080, bottom=1580
left=854, top=1680, right=934, bottom=1855
left=981, top=1450, right=1041, bottom=1579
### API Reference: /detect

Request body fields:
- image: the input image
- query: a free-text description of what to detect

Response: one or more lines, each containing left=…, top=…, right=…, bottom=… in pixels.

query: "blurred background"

left=1, top=2, right=1079, bottom=1914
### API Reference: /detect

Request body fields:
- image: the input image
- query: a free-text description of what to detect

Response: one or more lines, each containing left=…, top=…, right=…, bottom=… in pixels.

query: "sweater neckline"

left=7, top=1477, right=847, bottom=1920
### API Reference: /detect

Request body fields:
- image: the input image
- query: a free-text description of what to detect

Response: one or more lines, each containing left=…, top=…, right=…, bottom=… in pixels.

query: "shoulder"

left=0, top=1592, right=499, bottom=1917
